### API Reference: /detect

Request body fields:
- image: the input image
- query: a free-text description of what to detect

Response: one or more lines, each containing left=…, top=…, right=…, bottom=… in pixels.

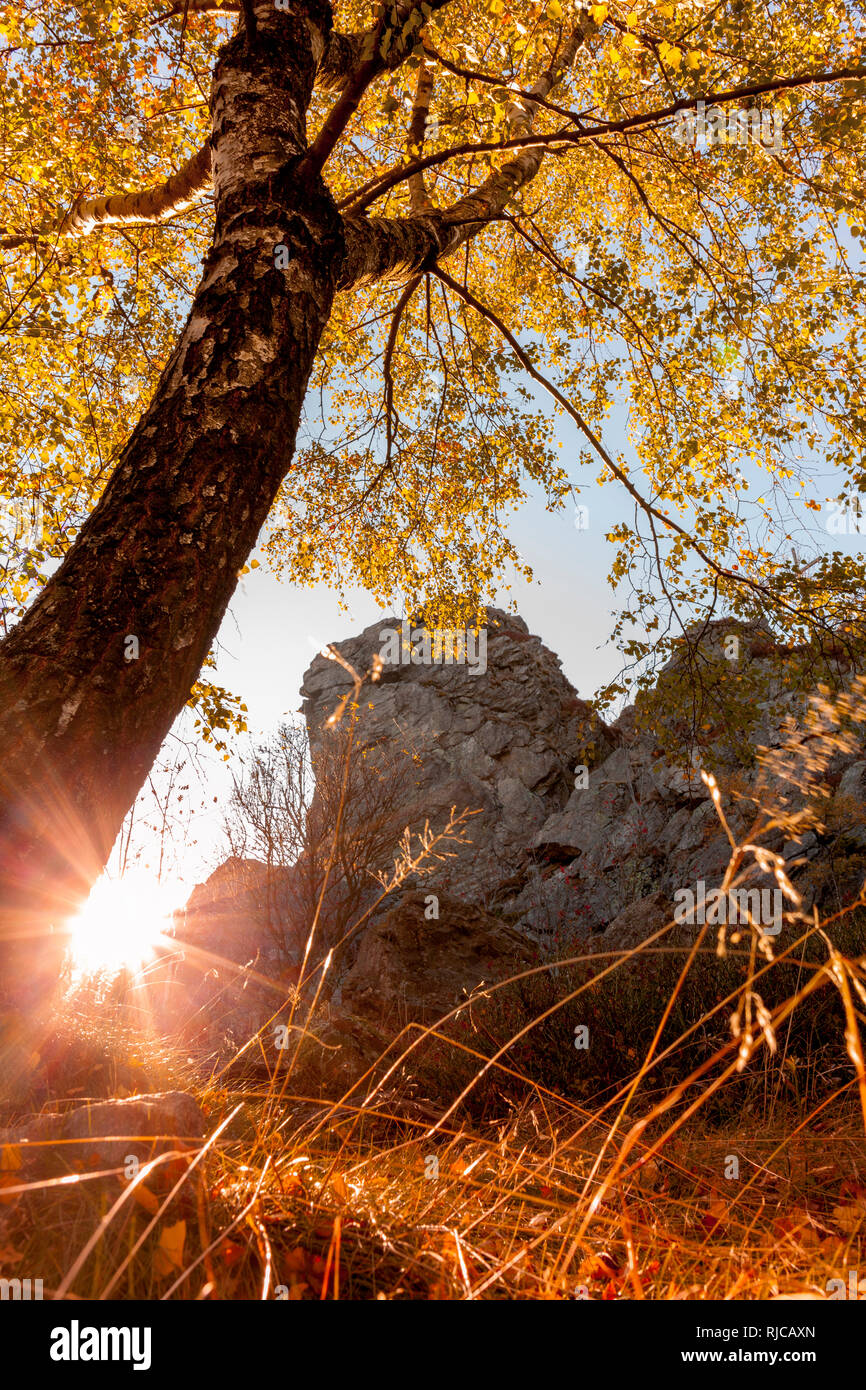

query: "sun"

left=65, top=871, right=181, bottom=976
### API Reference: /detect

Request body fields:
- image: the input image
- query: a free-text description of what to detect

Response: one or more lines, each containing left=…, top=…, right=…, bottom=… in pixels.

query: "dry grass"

left=2, top=901, right=865, bottom=1303
left=2, top=714, right=866, bottom=1301
left=3, top=1051, right=865, bottom=1301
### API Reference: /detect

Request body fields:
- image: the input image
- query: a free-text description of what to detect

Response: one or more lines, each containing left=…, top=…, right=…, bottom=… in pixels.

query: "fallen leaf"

left=0, top=1145, right=23, bottom=1172
left=0, top=1173, right=21, bottom=1205
left=277, top=1173, right=304, bottom=1198
left=579, top=1251, right=621, bottom=1282
left=218, top=1239, right=244, bottom=1269
left=329, top=1172, right=349, bottom=1203
left=831, top=1200, right=866, bottom=1235
left=153, top=1219, right=186, bottom=1278
left=130, top=1182, right=160, bottom=1216
left=698, top=1199, right=727, bottom=1234
left=635, top=1157, right=661, bottom=1189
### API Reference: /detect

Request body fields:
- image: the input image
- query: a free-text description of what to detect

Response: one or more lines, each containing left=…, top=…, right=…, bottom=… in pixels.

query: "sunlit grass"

left=2, top=1019, right=864, bottom=1300
left=2, top=735, right=865, bottom=1300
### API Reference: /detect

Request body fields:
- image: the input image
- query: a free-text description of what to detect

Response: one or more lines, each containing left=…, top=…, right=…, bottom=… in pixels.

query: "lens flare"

left=65, top=871, right=181, bottom=976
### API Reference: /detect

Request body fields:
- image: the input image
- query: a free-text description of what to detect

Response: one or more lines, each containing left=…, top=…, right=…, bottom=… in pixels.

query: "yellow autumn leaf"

left=153, top=1219, right=186, bottom=1277
left=589, top=3, right=608, bottom=22
left=330, top=1172, right=350, bottom=1202
left=832, top=1200, right=866, bottom=1235
left=131, top=1183, right=161, bottom=1216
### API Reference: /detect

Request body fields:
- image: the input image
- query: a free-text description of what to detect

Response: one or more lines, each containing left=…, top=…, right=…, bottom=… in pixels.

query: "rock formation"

left=340, top=890, right=534, bottom=1026
left=500, top=619, right=864, bottom=945
left=299, top=608, right=615, bottom=902
left=177, top=609, right=866, bottom=1056
left=179, top=857, right=290, bottom=971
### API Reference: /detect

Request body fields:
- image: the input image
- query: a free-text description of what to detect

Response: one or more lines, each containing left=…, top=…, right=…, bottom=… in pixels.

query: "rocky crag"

left=175, top=610, right=866, bottom=1054
left=299, top=608, right=616, bottom=901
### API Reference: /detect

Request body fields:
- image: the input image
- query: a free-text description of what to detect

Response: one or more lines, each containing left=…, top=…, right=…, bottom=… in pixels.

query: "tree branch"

left=421, top=39, right=583, bottom=128
left=407, top=60, right=435, bottom=213
left=7, top=39, right=862, bottom=253
left=299, top=0, right=456, bottom=177
left=382, top=273, right=423, bottom=473
left=0, top=144, right=212, bottom=248
left=432, top=265, right=827, bottom=631
left=339, top=19, right=594, bottom=287
left=339, top=64, right=866, bottom=216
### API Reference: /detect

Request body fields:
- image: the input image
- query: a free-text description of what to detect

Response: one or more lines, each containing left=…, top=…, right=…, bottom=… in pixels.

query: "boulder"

left=340, top=891, right=533, bottom=1026
left=588, top=891, right=677, bottom=955
left=175, top=856, right=297, bottom=969
left=502, top=619, right=866, bottom=944
left=0, top=1091, right=206, bottom=1175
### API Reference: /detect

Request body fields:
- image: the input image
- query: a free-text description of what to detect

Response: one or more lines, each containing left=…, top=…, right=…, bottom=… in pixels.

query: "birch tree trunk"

left=0, top=0, right=342, bottom=997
